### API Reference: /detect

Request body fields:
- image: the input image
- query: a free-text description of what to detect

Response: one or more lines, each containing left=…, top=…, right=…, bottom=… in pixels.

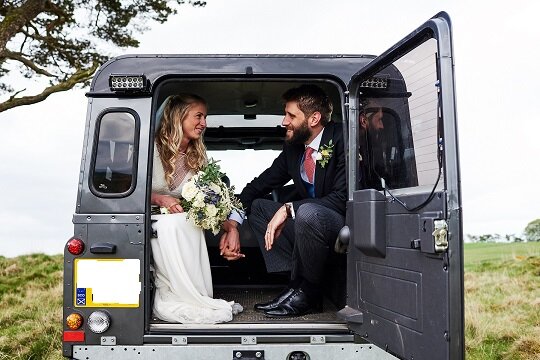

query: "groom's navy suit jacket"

left=239, top=121, right=347, bottom=217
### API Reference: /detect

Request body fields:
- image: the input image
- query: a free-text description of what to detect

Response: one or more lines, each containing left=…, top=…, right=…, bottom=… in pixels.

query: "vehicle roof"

left=89, top=54, right=375, bottom=95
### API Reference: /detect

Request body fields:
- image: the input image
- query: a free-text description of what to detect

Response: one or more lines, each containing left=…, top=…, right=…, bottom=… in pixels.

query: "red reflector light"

left=63, top=330, right=85, bottom=342
left=67, top=238, right=85, bottom=255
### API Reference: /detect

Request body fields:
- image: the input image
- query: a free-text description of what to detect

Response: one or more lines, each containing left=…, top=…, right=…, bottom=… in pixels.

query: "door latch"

left=432, top=220, right=448, bottom=253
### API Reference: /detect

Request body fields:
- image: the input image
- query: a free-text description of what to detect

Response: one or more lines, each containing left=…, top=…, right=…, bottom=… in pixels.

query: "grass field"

left=464, top=242, right=540, bottom=360
left=0, top=243, right=539, bottom=359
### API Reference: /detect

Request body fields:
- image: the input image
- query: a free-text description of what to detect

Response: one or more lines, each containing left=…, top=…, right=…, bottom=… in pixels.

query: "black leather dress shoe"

left=254, top=288, right=295, bottom=312
left=263, top=289, right=322, bottom=317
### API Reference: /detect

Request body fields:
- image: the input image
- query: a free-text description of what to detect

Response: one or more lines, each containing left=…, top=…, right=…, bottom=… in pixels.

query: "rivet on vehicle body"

left=87, top=216, right=91, bottom=221
left=111, top=216, right=115, bottom=220
left=256, top=352, right=262, bottom=358
left=235, top=352, right=242, bottom=358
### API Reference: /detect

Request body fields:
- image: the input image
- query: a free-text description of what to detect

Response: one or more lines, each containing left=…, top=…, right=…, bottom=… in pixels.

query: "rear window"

left=90, top=110, right=138, bottom=196
left=357, top=38, right=442, bottom=192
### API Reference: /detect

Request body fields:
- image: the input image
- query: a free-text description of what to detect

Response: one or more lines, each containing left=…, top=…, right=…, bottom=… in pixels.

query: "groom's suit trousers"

left=248, top=198, right=345, bottom=286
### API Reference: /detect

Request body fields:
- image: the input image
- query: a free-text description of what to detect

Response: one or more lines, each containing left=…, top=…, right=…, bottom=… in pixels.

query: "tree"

left=524, top=219, right=540, bottom=242
left=0, top=0, right=205, bottom=113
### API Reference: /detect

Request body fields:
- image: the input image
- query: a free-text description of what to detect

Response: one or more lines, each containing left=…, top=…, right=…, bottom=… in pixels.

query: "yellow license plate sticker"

left=74, top=259, right=141, bottom=308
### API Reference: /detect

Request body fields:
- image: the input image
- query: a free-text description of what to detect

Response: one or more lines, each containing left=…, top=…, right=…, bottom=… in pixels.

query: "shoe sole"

left=263, top=308, right=321, bottom=318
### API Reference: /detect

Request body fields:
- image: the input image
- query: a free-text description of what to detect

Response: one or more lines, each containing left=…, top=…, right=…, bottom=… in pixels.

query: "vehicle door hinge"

left=432, top=220, right=448, bottom=253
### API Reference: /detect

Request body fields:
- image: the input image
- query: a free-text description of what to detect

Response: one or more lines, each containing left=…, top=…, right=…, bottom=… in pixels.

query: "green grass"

left=1, top=244, right=539, bottom=359
left=0, top=254, right=63, bottom=360
left=464, top=241, right=540, bottom=268
left=464, top=242, right=540, bottom=360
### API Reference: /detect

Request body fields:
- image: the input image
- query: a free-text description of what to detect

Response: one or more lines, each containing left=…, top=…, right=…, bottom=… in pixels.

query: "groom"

left=220, top=84, right=346, bottom=317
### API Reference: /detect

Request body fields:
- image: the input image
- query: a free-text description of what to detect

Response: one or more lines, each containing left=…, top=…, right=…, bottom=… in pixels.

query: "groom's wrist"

left=284, top=202, right=295, bottom=219
left=223, top=219, right=239, bottom=232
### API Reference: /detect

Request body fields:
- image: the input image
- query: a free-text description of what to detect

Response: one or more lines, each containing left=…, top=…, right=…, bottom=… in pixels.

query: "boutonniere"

left=316, top=140, right=334, bottom=168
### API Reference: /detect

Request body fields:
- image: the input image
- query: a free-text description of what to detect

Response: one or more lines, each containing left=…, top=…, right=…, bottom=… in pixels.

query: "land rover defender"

left=63, top=12, right=463, bottom=360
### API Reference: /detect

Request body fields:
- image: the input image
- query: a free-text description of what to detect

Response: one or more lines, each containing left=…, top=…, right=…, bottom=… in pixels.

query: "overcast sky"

left=1, top=0, right=539, bottom=257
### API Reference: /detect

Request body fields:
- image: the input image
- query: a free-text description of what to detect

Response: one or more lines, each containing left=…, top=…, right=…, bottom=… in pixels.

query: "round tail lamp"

left=66, top=313, right=83, bottom=330
left=67, top=238, right=85, bottom=255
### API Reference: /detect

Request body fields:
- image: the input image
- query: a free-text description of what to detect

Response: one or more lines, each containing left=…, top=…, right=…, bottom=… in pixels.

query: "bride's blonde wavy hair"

left=155, top=94, right=208, bottom=187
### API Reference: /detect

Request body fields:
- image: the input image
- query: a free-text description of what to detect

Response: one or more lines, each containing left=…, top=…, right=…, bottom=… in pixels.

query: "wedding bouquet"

left=178, top=159, right=243, bottom=235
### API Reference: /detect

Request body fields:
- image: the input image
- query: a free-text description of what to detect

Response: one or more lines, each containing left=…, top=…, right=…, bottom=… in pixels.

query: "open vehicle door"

left=342, top=12, right=463, bottom=360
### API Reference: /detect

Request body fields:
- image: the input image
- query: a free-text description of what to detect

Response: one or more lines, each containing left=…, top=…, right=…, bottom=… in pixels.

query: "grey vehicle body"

left=63, top=12, right=463, bottom=360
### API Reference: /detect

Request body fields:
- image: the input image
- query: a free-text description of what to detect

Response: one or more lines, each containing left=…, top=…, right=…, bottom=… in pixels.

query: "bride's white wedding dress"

left=151, top=147, right=241, bottom=324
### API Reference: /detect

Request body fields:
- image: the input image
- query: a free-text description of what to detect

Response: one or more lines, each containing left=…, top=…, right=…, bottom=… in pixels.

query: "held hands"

left=264, top=205, right=288, bottom=251
left=219, top=220, right=245, bottom=261
left=152, top=193, right=184, bottom=213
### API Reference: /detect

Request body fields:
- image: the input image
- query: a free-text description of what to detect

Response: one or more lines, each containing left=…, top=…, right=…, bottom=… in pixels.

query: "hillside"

left=0, top=254, right=63, bottom=360
left=0, top=243, right=539, bottom=359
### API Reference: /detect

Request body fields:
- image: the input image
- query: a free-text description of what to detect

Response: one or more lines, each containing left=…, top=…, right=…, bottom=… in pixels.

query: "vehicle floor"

left=213, top=286, right=342, bottom=323
left=151, top=287, right=343, bottom=324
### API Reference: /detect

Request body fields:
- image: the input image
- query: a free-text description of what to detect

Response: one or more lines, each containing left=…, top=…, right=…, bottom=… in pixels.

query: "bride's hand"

left=219, top=228, right=244, bottom=261
left=166, top=202, right=184, bottom=213
left=152, top=193, right=184, bottom=213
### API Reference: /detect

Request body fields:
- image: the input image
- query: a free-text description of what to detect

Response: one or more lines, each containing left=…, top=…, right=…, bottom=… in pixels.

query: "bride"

left=151, top=94, right=242, bottom=324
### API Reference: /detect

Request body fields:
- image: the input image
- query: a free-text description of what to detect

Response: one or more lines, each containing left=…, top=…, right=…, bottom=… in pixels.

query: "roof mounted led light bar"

left=360, top=77, right=388, bottom=89
left=109, top=74, right=148, bottom=93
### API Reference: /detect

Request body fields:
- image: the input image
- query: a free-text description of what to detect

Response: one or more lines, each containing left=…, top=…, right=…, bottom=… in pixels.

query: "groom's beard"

left=285, top=120, right=311, bottom=145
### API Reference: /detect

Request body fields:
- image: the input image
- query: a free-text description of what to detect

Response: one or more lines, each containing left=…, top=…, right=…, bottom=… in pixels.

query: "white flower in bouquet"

left=205, top=204, right=217, bottom=218
left=179, top=159, right=243, bottom=235
left=209, top=183, right=222, bottom=194
left=193, top=192, right=206, bottom=208
left=181, top=181, right=198, bottom=201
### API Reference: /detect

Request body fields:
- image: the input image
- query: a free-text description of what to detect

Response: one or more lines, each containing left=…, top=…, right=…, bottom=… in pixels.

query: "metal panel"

left=64, top=216, right=146, bottom=357
left=89, top=55, right=373, bottom=95
left=345, top=12, right=463, bottom=360
left=71, top=342, right=398, bottom=360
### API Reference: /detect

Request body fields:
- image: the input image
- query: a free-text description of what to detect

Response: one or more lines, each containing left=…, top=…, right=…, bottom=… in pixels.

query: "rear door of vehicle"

left=343, top=12, right=463, bottom=360
left=63, top=97, right=151, bottom=357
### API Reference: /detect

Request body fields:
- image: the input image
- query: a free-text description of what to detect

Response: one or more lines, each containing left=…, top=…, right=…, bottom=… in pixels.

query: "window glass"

left=92, top=111, right=136, bottom=194
left=207, top=149, right=280, bottom=190
left=206, top=115, right=283, bottom=127
left=358, top=38, right=440, bottom=191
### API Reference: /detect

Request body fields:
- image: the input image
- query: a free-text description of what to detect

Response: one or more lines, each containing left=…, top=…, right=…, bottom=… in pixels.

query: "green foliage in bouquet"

left=180, top=159, right=243, bottom=235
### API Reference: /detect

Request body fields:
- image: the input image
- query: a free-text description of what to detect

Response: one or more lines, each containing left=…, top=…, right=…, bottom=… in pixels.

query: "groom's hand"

left=265, top=205, right=288, bottom=251
left=219, top=221, right=244, bottom=261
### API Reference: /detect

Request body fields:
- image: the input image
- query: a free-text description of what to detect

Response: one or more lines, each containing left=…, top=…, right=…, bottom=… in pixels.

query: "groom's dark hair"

left=282, top=84, right=333, bottom=126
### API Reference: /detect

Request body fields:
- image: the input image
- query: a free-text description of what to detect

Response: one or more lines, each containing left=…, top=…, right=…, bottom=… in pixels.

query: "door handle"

left=90, top=242, right=117, bottom=254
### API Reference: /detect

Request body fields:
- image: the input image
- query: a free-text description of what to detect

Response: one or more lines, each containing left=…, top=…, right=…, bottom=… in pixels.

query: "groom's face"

left=282, top=101, right=311, bottom=145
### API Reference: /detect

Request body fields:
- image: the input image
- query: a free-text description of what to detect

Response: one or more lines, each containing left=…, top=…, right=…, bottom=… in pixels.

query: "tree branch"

left=0, top=61, right=99, bottom=113
left=0, top=49, right=56, bottom=77
left=0, top=0, right=47, bottom=52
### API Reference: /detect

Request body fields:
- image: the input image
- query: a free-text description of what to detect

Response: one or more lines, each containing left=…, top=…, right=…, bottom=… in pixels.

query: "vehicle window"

left=206, top=115, right=283, bottom=127
left=207, top=149, right=281, bottom=190
left=91, top=111, right=137, bottom=195
left=357, top=38, right=441, bottom=191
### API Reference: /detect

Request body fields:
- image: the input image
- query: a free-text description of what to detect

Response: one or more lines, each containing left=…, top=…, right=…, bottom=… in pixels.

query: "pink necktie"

left=304, top=147, right=315, bottom=183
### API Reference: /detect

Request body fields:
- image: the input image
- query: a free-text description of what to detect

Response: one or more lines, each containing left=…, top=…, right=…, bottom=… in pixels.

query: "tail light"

left=66, top=313, right=83, bottom=330
left=88, top=311, right=111, bottom=333
left=67, top=238, right=85, bottom=255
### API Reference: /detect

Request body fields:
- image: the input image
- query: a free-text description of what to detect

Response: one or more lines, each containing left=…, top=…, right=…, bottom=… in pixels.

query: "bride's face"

left=181, top=102, right=207, bottom=141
